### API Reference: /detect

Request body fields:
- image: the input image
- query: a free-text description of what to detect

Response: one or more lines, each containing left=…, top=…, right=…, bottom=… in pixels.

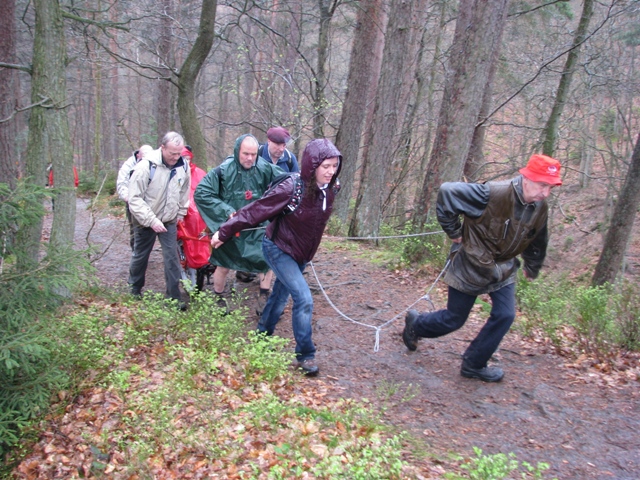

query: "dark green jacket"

left=194, top=134, right=283, bottom=272
left=437, top=176, right=549, bottom=295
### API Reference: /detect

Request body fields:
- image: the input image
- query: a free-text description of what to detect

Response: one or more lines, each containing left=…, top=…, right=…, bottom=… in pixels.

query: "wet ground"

left=67, top=198, right=640, bottom=479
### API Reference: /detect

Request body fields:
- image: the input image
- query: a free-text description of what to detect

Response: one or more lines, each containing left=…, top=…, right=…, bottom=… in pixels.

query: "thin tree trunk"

left=156, top=0, right=174, bottom=141
left=0, top=0, right=18, bottom=188
left=541, top=0, right=594, bottom=156
left=177, top=0, right=217, bottom=163
left=592, top=133, right=640, bottom=286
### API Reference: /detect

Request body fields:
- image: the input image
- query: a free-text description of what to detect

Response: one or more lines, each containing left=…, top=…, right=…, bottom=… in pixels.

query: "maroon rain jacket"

left=217, top=138, right=342, bottom=264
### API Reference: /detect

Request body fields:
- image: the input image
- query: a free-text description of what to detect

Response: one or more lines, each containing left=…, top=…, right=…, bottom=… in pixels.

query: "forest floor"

left=34, top=196, right=640, bottom=479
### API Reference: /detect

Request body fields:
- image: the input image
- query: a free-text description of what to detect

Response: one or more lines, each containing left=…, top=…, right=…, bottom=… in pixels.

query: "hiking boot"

left=255, top=290, right=270, bottom=316
left=403, top=309, right=420, bottom=351
left=235, top=271, right=256, bottom=283
left=294, top=359, right=319, bottom=377
left=460, top=362, right=504, bottom=383
left=178, top=301, right=188, bottom=312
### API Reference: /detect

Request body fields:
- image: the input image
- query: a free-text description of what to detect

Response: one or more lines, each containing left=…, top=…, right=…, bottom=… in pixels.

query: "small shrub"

left=446, top=446, right=553, bottom=480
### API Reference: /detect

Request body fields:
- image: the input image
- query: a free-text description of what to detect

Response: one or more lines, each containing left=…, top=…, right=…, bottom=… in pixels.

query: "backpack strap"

left=148, top=161, right=156, bottom=184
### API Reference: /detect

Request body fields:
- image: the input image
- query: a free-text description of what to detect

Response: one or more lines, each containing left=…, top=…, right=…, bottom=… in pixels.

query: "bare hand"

left=151, top=220, right=167, bottom=233
left=211, top=231, right=224, bottom=249
left=451, top=237, right=462, bottom=244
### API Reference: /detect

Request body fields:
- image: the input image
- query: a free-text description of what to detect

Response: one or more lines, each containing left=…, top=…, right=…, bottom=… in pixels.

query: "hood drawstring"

left=320, top=184, right=328, bottom=211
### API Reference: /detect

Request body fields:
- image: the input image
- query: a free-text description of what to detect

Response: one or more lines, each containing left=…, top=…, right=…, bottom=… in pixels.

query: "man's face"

left=239, top=138, right=259, bottom=169
left=161, top=142, right=183, bottom=167
left=267, top=139, right=287, bottom=162
left=315, top=157, right=340, bottom=186
left=522, top=177, right=554, bottom=203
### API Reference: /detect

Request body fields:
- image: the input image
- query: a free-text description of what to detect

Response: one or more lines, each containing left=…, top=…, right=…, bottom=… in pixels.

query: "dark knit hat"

left=266, top=127, right=291, bottom=144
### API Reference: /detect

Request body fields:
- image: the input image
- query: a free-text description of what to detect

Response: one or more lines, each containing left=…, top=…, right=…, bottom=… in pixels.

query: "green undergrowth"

left=516, top=272, right=640, bottom=359
left=3, top=290, right=413, bottom=478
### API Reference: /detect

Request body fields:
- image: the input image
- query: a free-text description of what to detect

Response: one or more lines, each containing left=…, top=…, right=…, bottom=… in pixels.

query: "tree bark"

left=177, top=0, right=217, bottom=163
left=412, top=0, right=508, bottom=229
left=464, top=1, right=508, bottom=182
left=0, top=0, right=18, bottom=188
left=592, top=132, right=640, bottom=286
left=19, top=0, right=76, bottom=265
left=312, top=0, right=339, bottom=138
left=156, top=0, right=174, bottom=141
left=541, top=0, right=594, bottom=157
left=349, top=0, right=427, bottom=238
left=333, top=0, right=386, bottom=223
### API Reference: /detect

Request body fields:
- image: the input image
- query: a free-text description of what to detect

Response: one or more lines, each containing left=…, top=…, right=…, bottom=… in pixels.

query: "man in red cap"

left=258, top=126, right=299, bottom=173
left=403, top=154, right=562, bottom=382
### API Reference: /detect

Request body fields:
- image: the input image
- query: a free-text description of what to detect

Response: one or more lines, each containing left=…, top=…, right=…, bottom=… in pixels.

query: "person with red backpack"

left=176, top=146, right=213, bottom=291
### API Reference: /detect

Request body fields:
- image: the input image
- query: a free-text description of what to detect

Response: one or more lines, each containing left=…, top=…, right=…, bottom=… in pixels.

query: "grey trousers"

left=128, top=221, right=182, bottom=301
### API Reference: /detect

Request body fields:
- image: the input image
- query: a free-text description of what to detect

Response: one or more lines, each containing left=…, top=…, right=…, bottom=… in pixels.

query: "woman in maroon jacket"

left=211, top=138, right=342, bottom=376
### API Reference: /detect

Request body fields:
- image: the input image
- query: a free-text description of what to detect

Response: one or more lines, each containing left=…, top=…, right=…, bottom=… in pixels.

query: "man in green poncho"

left=194, top=134, right=283, bottom=311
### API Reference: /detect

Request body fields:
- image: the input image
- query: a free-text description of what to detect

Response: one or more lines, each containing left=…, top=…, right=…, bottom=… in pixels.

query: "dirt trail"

left=68, top=198, right=640, bottom=479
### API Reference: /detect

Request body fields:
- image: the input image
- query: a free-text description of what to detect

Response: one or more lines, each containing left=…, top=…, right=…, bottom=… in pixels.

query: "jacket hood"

left=300, top=138, right=342, bottom=187
left=233, top=133, right=260, bottom=169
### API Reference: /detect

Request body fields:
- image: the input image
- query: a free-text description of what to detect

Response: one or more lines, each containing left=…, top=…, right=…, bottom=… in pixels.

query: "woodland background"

left=1, top=0, right=640, bottom=280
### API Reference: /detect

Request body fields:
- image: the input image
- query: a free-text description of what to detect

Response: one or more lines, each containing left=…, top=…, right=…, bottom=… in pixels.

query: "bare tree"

left=350, top=0, right=428, bottom=238
left=592, top=133, right=640, bottom=286
left=540, top=0, right=595, bottom=157
left=19, top=0, right=75, bottom=265
left=412, top=0, right=509, bottom=229
left=333, top=0, right=387, bottom=223
left=177, top=0, right=217, bottom=162
left=0, top=0, right=18, bottom=188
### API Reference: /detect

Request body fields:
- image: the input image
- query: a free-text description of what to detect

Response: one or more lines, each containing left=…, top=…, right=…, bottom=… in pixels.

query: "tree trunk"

left=541, top=0, right=594, bottom=157
left=19, top=0, right=76, bottom=265
left=333, top=0, right=386, bottom=223
left=156, top=0, right=174, bottom=141
left=412, top=0, right=508, bottom=229
left=312, top=0, right=338, bottom=138
left=0, top=0, right=18, bottom=188
left=464, top=1, right=508, bottom=182
left=177, top=0, right=217, bottom=163
left=592, top=132, right=640, bottom=286
left=349, top=0, right=427, bottom=238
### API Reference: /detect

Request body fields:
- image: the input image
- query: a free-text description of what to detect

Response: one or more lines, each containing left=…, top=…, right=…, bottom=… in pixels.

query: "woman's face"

left=315, top=156, right=340, bottom=187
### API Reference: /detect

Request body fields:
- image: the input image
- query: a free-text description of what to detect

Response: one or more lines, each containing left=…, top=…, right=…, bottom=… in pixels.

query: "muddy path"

left=65, top=198, right=640, bottom=479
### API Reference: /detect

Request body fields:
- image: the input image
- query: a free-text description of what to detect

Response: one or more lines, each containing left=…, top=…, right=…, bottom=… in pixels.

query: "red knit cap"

left=519, top=154, right=562, bottom=186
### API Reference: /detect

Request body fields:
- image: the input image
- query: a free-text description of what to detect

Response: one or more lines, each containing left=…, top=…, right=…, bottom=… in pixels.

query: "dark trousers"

left=413, top=283, right=516, bottom=369
left=125, top=205, right=135, bottom=250
left=128, top=221, right=181, bottom=301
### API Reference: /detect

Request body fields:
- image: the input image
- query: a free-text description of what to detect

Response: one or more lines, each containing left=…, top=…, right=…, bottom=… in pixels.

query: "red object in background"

left=245, top=190, right=253, bottom=200
left=177, top=161, right=210, bottom=269
left=48, top=166, right=79, bottom=187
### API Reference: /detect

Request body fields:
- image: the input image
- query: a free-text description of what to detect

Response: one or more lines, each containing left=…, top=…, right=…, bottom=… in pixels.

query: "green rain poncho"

left=194, top=134, right=284, bottom=272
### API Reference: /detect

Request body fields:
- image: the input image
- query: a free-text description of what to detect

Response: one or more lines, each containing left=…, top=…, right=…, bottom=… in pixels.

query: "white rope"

left=310, top=258, right=451, bottom=352
left=324, top=230, right=444, bottom=241
left=209, top=227, right=445, bottom=240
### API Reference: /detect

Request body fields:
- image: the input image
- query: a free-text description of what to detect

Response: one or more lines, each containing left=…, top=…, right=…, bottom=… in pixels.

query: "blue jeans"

left=259, top=237, right=316, bottom=362
left=128, top=221, right=182, bottom=301
left=413, top=284, right=516, bottom=369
